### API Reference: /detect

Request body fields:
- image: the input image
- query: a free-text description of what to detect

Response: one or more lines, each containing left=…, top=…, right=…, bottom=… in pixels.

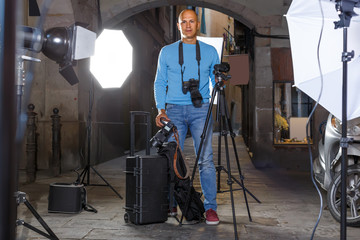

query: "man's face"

left=177, top=10, right=200, bottom=41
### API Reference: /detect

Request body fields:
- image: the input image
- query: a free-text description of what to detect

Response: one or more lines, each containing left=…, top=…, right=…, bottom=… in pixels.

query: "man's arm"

left=155, top=109, right=170, bottom=127
left=154, top=47, right=170, bottom=127
left=209, top=47, right=220, bottom=86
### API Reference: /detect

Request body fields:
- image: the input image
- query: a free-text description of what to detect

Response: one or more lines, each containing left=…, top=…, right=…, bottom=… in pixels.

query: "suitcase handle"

left=130, top=111, right=151, bottom=156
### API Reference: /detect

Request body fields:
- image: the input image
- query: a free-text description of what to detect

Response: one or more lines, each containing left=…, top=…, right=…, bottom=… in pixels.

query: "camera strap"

left=179, top=40, right=201, bottom=85
left=172, top=128, right=190, bottom=180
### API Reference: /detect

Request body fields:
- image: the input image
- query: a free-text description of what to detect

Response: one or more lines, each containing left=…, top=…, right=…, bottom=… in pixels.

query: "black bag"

left=48, top=183, right=96, bottom=213
left=158, top=142, right=205, bottom=221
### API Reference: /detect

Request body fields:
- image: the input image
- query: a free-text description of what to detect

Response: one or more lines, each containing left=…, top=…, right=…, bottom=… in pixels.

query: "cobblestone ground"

left=16, top=136, right=359, bottom=240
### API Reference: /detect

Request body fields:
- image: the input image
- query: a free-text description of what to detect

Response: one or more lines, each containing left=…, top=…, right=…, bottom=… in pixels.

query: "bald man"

left=154, top=9, right=220, bottom=225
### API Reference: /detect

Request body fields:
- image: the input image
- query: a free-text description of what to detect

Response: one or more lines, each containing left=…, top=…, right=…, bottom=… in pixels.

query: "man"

left=154, top=9, right=220, bottom=225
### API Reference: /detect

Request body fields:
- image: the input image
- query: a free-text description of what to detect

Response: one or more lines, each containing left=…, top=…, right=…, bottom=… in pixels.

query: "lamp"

left=90, top=29, right=133, bottom=88
left=19, top=24, right=96, bottom=85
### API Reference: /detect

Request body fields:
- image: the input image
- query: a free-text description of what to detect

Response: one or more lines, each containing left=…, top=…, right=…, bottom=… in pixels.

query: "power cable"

left=307, top=1, right=325, bottom=239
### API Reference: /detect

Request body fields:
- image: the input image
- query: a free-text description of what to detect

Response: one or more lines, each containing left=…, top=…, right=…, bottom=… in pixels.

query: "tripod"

left=79, top=77, right=123, bottom=200
left=180, top=63, right=260, bottom=240
left=214, top=72, right=261, bottom=218
left=15, top=56, right=59, bottom=240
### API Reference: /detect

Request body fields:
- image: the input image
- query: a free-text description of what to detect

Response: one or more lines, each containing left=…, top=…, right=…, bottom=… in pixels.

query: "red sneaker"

left=168, top=207, right=178, bottom=217
left=205, top=209, right=220, bottom=225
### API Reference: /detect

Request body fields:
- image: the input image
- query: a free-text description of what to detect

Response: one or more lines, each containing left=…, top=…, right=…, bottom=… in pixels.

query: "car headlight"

left=331, top=116, right=360, bottom=136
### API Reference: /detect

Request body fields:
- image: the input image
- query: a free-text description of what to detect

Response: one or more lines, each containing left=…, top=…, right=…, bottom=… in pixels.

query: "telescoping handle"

left=130, top=111, right=151, bottom=156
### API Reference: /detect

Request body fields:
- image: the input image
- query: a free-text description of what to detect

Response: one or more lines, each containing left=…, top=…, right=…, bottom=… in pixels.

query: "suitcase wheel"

left=124, top=212, right=129, bottom=223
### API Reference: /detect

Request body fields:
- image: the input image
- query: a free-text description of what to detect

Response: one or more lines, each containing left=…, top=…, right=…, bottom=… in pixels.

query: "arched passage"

left=102, top=0, right=283, bottom=30
left=95, top=0, right=287, bottom=168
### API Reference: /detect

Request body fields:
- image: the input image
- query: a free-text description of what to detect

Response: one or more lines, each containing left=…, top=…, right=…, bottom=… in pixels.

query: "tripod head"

left=213, top=63, right=231, bottom=84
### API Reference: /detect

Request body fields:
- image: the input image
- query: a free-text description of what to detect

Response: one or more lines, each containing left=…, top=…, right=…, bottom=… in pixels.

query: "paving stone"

left=15, top=136, right=360, bottom=240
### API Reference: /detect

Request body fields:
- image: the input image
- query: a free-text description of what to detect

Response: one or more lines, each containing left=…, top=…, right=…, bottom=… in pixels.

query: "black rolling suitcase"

left=124, top=155, right=169, bottom=224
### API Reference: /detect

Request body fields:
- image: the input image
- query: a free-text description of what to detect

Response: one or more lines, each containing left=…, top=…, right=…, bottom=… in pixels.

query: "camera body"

left=182, top=78, right=199, bottom=94
left=182, top=78, right=203, bottom=107
left=150, top=120, right=176, bottom=148
left=213, top=63, right=231, bottom=82
left=214, top=63, right=230, bottom=73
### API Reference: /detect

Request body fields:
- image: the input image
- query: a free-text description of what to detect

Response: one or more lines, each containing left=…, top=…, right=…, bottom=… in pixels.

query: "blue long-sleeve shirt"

left=154, top=40, right=219, bottom=110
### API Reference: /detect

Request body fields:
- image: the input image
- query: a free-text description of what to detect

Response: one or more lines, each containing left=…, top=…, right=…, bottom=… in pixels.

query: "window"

left=273, top=82, right=313, bottom=144
left=271, top=48, right=313, bottom=145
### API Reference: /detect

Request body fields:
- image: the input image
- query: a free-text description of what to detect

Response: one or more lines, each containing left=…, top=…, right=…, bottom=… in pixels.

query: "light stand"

left=179, top=63, right=260, bottom=240
left=14, top=56, right=59, bottom=240
left=79, top=77, right=123, bottom=200
left=333, top=1, right=359, bottom=239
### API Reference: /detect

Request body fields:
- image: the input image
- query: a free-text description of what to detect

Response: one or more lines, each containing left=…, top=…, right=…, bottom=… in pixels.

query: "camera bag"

left=48, top=183, right=85, bottom=214
left=48, top=172, right=97, bottom=214
left=158, top=141, right=205, bottom=222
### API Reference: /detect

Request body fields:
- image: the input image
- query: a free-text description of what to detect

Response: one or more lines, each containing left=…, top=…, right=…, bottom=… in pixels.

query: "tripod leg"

left=222, top=92, right=255, bottom=221
left=217, top=117, right=222, bottom=192
left=90, top=166, right=123, bottom=199
left=229, top=175, right=261, bottom=203
left=222, top=117, right=239, bottom=239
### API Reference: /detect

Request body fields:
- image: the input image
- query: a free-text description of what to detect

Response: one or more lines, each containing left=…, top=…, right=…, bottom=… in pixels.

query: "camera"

left=213, top=63, right=231, bottom=82
left=182, top=78, right=203, bottom=107
left=150, top=119, right=176, bottom=148
left=214, top=63, right=230, bottom=73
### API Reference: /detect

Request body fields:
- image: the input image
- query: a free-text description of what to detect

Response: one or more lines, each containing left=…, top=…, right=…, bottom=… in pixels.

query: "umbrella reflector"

left=286, top=0, right=360, bottom=120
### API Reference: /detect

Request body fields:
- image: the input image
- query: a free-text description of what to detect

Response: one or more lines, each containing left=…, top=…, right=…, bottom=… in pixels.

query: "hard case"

left=124, top=155, right=169, bottom=224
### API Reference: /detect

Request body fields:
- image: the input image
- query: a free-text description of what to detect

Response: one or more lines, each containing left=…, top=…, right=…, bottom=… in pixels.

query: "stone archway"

left=101, top=0, right=283, bottom=30
left=97, top=0, right=288, bottom=168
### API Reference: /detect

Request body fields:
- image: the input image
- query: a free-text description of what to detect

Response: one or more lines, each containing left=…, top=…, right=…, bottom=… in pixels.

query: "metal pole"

left=0, top=0, right=18, bottom=239
left=340, top=26, right=348, bottom=240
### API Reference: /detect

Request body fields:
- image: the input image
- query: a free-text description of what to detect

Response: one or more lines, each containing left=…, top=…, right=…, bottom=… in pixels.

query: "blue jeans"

left=166, top=103, right=217, bottom=211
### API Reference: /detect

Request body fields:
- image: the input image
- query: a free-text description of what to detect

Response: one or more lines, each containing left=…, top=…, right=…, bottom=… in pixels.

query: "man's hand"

left=156, top=109, right=170, bottom=127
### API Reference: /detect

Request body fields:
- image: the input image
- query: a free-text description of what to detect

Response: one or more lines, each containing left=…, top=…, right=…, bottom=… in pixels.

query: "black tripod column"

left=26, top=104, right=38, bottom=183
left=51, top=108, right=61, bottom=176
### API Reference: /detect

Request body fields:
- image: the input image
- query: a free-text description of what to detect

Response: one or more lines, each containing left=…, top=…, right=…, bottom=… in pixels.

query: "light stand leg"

left=79, top=78, right=123, bottom=200
left=15, top=192, right=59, bottom=240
